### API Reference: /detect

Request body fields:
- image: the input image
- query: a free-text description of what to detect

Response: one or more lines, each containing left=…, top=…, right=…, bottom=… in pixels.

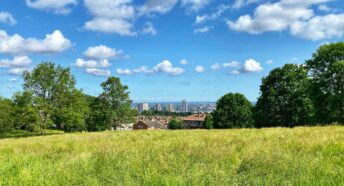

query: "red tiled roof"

left=183, top=113, right=206, bottom=122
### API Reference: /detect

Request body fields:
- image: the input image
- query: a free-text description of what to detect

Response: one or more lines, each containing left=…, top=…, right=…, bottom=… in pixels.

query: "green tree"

left=23, top=62, right=88, bottom=133
left=203, top=114, right=214, bottom=129
left=168, top=118, right=183, bottom=130
left=0, top=98, right=14, bottom=134
left=12, top=91, right=39, bottom=132
left=306, top=42, right=344, bottom=124
left=212, top=93, right=253, bottom=128
left=254, top=64, right=314, bottom=128
left=87, top=77, right=135, bottom=131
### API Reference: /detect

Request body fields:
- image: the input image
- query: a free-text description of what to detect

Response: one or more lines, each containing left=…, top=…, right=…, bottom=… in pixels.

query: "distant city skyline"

left=1, top=1, right=343, bottom=101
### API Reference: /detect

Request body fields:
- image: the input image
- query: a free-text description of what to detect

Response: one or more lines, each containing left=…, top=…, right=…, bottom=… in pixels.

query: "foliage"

left=0, top=126, right=343, bottom=185
left=0, top=98, right=14, bottom=134
left=254, top=64, right=314, bottom=128
left=87, top=77, right=135, bottom=131
left=12, top=91, right=39, bottom=132
left=204, top=114, right=214, bottom=129
left=23, top=62, right=88, bottom=133
left=306, top=42, right=344, bottom=124
left=212, top=93, right=253, bottom=128
left=168, top=118, right=183, bottom=130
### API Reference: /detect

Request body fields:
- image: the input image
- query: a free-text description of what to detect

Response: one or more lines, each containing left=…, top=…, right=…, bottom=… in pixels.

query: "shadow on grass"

left=0, top=130, right=65, bottom=139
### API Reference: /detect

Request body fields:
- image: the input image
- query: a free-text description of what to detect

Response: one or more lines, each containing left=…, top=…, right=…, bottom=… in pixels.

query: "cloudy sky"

left=0, top=0, right=343, bottom=102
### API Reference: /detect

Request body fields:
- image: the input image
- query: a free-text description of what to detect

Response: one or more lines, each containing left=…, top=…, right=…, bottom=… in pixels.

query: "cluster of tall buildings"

left=135, top=100, right=216, bottom=114
left=137, top=100, right=189, bottom=113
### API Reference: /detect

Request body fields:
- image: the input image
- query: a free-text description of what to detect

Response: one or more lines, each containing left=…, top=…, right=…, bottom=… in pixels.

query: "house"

left=133, top=120, right=168, bottom=130
left=182, top=113, right=206, bottom=129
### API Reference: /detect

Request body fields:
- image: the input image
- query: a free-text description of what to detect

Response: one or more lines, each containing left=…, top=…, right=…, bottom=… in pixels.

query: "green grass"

left=0, top=126, right=343, bottom=185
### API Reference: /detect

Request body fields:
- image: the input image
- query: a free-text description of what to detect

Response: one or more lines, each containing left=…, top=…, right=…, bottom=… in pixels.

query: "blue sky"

left=0, top=0, right=343, bottom=102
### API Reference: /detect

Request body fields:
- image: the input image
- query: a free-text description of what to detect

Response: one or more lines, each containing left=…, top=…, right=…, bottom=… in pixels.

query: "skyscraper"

left=155, top=104, right=162, bottom=111
left=182, top=99, right=188, bottom=113
left=167, top=104, right=174, bottom=113
left=137, top=103, right=149, bottom=113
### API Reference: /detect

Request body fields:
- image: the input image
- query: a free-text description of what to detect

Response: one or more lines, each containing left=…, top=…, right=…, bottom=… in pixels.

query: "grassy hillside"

left=0, top=126, right=343, bottom=185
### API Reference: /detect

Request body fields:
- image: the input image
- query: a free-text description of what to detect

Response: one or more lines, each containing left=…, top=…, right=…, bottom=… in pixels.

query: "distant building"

left=155, top=104, right=162, bottom=111
left=137, top=103, right=149, bottom=113
left=183, top=113, right=206, bottom=129
left=167, top=104, right=174, bottom=112
left=181, top=99, right=188, bottom=113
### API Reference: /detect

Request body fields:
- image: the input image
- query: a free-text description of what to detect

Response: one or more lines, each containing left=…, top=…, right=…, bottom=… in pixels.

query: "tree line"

left=205, top=42, right=344, bottom=129
left=0, top=63, right=136, bottom=134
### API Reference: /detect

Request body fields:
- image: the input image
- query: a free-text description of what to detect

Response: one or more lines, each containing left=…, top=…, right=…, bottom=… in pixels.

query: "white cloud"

left=223, top=61, right=240, bottom=68
left=85, top=68, right=111, bottom=76
left=243, top=59, right=263, bottom=72
left=210, top=63, right=221, bottom=71
left=8, top=68, right=30, bottom=75
left=194, top=4, right=230, bottom=24
left=194, top=26, right=211, bottom=33
left=266, top=59, right=273, bottom=64
left=229, top=69, right=241, bottom=74
left=26, top=0, right=77, bottom=14
left=0, top=56, right=32, bottom=68
left=116, top=60, right=184, bottom=76
left=181, top=0, right=212, bottom=12
left=84, top=45, right=121, bottom=60
left=142, top=22, right=157, bottom=35
left=195, top=65, right=205, bottom=72
left=138, top=0, right=179, bottom=15
left=290, top=14, right=344, bottom=40
left=179, top=59, right=189, bottom=65
left=83, top=0, right=136, bottom=36
left=318, top=4, right=331, bottom=12
left=0, top=30, right=71, bottom=55
left=116, top=68, right=133, bottom=75
left=9, top=78, right=17, bottom=82
left=0, top=12, right=17, bottom=25
left=227, top=0, right=343, bottom=40
left=74, top=58, right=111, bottom=68
left=232, top=0, right=261, bottom=9
left=153, top=60, right=184, bottom=75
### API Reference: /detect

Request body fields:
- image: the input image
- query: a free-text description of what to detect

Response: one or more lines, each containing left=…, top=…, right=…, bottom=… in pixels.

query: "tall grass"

left=0, top=126, right=343, bottom=185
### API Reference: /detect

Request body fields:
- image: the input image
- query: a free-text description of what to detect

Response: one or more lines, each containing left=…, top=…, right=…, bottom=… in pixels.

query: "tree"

left=212, top=93, right=253, bottom=128
left=12, top=91, right=39, bottom=132
left=87, top=77, right=135, bottom=131
left=0, top=98, right=14, bottom=134
left=306, top=42, right=344, bottom=124
left=203, top=114, right=214, bottom=129
left=254, top=64, right=314, bottom=128
left=23, top=62, right=88, bottom=133
left=168, top=118, right=183, bottom=130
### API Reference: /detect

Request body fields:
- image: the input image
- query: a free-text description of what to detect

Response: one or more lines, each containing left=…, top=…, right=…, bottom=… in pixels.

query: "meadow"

left=0, top=126, right=343, bottom=185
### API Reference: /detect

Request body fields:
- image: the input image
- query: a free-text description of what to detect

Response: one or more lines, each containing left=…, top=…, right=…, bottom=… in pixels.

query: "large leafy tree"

left=0, top=98, right=14, bottom=134
left=254, top=64, right=314, bottom=128
left=306, top=42, right=344, bottom=124
left=23, top=62, right=88, bottom=133
left=87, top=77, right=135, bottom=131
left=212, top=93, right=253, bottom=128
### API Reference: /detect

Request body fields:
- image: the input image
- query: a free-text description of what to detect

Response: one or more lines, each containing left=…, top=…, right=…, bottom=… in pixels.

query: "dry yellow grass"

left=0, top=126, right=343, bottom=185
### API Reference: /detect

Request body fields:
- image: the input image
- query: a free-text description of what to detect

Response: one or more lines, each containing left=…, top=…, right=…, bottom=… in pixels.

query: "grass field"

left=0, top=126, right=343, bottom=185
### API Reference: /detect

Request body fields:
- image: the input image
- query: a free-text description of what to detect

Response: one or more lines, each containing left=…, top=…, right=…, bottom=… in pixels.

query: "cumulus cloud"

left=141, top=22, right=157, bottom=35
left=179, top=59, right=189, bottom=65
left=180, top=0, right=212, bottom=12
left=223, top=61, right=240, bottom=68
left=0, top=56, right=32, bottom=68
left=74, top=58, right=111, bottom=68
left=85, top=68, right=111, bottom=76
left=243, top=59, right=263, bottom=72
left=210, top=63, right=221, bottom=71
left=83, top=0, right=136, bottom=36
left=84, top=45, right=121, bottom=60
left=116, top=60, right=184, bottom=76
left=26, top=0, right=77, bottom=14
left=290, top=14, right=344, bottom=40
left=227, top=0, right=343, bottom=40
left=194, top=4, right=230, bottom=24
left=195, top=65, right=205, bottom=72
left=138, top=0, right=178, bottom=15
left=8, top=68, right=30, bottom=75
left=0, top=12, right=17, bottom=25
left=232, top=0, right=261, bottom=9
left=0, top=30, right=71, bottom=55
left=194, top=26, right=211, bottom=33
